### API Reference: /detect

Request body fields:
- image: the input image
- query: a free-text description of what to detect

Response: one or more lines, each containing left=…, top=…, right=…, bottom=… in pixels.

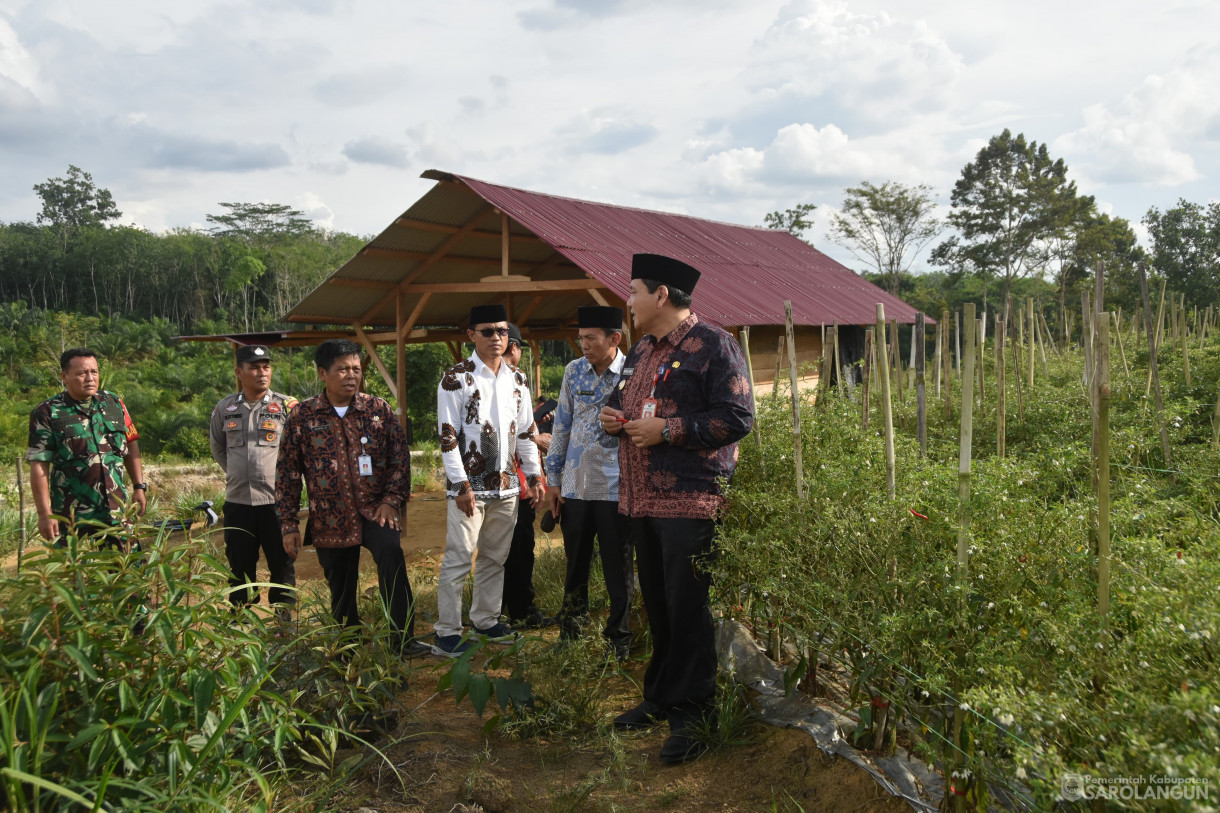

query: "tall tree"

left=206, top=202, right=314, bottom=241
left=33, top=165, right=122, bottom=252
left=826, top=181, right=942, bottom=295
left=1143, top=199, right=1220, bottom=309
left=932, top=129, right=1086, bottom=306
left=763, top=203, right=817, bottom=243
left=1053, top=209, right=1143, bottom=333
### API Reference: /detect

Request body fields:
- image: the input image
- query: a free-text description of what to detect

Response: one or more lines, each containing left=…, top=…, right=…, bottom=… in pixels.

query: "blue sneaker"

left=472, top=622, right=517, bottom=644
left=431, top=633, right=472, bottom=658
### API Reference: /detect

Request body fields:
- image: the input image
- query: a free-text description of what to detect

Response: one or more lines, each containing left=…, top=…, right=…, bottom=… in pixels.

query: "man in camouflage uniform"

left=210, top=344, right=299, bottom=615
left=28, top=348, right=146, bottom=546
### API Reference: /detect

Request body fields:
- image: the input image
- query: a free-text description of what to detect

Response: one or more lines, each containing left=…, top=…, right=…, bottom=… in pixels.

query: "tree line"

left=766, top=129, right=1220, bottom=325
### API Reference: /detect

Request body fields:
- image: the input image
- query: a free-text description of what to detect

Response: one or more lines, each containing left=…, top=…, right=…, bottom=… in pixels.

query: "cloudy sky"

left=1, top=0, right=1216, bottom=271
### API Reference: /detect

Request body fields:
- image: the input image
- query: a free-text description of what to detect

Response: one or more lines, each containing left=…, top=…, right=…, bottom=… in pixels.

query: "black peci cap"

left=506, top=322, right=524, bottom=346
left=630, top=253, right=701, bottom=294
left=469, top=303, right=508, bottom=326
left=235, top=345, right=271, bottom=364
left=577, top=306, right=623, bottom=330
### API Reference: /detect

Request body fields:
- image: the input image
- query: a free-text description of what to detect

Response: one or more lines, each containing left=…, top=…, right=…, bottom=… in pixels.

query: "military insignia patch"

left=264, top=432, right=276, bottom=442
left=225, top=404, right=238, bottom=412
left=266, top=403, right=282, bottom=414
left=261, top=420, right=277, bottom=431
left=225, top=419, right=239, bottom=430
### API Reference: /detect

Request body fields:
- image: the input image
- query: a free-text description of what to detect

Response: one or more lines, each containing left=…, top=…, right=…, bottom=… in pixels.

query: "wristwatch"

left=661, top=424, right=671, bottom=444
left=132, top=483, right=148, bottom=491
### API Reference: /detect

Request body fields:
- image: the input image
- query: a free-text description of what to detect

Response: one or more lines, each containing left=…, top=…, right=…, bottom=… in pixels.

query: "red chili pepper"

left=910, top=509, right=929, bottom=520
left=1018, top=554, right=1027, bottom=563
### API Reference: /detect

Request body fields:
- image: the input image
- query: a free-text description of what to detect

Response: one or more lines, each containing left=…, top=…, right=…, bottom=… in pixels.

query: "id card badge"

left=640, top=398, right=658, bottom=420
left=358, top=436, right=373, bottom=476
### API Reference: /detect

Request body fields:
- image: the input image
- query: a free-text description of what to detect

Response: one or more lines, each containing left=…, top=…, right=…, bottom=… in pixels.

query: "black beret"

left=235, top=345, right=271, bottom=364
left=506, top=322, right=523, bottom=346
left=630, top=253, right=701, bottom=294
left=469, top=303, right=508, bottom=326
left=577, top=306, right=623, bottom=330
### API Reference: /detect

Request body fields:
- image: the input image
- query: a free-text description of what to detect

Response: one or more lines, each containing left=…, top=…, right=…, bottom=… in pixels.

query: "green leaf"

left=193, top=672, right=216, bottom=728
left=450, top=659, right=471, bottom=704
left=0, top=767, right=95, bottom=808
left=468, top=674, right=492, bottom=717
left=63, top=644, right=99, bottom=682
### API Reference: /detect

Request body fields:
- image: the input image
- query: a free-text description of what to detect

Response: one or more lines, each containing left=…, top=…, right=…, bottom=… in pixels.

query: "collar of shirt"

left=62, top=391, right=99, bottom=409
left=644, top=313, right=699, bottom=349
left=237, top=391, right=271, bottom=405
left=318, top=390, right=367, bottom=413
left=470, top=352, right=514, bottom=382
left=577, top=348, right=626, bottom=379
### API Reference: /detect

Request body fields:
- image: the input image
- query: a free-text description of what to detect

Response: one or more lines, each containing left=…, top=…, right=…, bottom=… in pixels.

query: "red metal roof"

left=437, top=170, right=927, bottom=327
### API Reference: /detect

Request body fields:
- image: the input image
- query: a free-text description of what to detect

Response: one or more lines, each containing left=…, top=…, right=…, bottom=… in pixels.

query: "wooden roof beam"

left=393, top=217, right=548, bottom=245
left=357, top=203, right=494, bottom=323
left=361, top=246, right=579, bottom=270
left=403, top=279, right=606, bottom=294
left=352, top=323, right=397, bottom=395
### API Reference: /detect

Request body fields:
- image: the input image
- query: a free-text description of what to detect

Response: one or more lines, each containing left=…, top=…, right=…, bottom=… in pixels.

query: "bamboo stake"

left=1094, top=313, right=1111, bottom=697
left=17, top=457, right=27, bottom=573
left=785, top=302, right=804, bottom=500
left=935, top=320, right=943, bottom=398
left=739, top=326, right=762, bottom=451
left=1034, top=301, right=1049, bottom=374
left=1082, top=289, right=1093, bottom=388
left=1146, top=280, right=1167, bottom=397
left=771, top=335, right=785, bottom=402
left=951, top=303, right=977, bottom=811
left=833, top=320, right=843, bottom=398
left=996, top=317, right=1006, bottom=458
left=976, top=317, right=985, bottom=409
left=1181, top=294, right=1192, bottom=387
left=1113, top=311, right=1130, bottom=381
left=908, top=322, right=917, bottom=392
left=862, top=328, right=873, bottom=431
left=891, top=318, right=903, bottom=403
left=818, top=323, right=830, bottom=399
left=916, top=313, right=926, bottom=458
left=1011, top=298, right=1024, bottom=423
left=954, top=310, right=961, bottom=375
left=876, top=305, right=896, bottom=499
left=1040, top=310, right=1060, bottom=356
left=943, top=309, right=953, bottom=421
left=1138, top=264, right=1173, bottom=471
left=1024, top=297, right=1034, bottom=390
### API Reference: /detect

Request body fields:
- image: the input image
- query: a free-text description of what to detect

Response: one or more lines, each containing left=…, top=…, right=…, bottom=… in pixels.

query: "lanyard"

left=648, top=364, right=671, bottom=398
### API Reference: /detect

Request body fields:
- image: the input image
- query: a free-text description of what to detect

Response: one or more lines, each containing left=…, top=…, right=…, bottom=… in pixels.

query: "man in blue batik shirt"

left=544, top=306, right=635, bottom=660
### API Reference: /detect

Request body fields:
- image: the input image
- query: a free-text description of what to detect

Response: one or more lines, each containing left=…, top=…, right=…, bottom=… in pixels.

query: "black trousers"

left=560, top=499, right=634, bottom=647
left=631, top=516, right=717, bottom=716
left=501, top=498, right=540, bottom=620
left=315, top=517, right=415, bottom=641
left=223, top=502, right=295, bottom=607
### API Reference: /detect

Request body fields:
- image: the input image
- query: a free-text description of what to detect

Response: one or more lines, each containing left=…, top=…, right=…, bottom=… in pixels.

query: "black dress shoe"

left=659, top=730, right=708, bottom=764
left=613, top=700, right=664, bottom=731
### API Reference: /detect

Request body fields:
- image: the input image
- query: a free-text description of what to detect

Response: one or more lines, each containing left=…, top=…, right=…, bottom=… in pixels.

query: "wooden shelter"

left=274, top=170, right=927, bottom=423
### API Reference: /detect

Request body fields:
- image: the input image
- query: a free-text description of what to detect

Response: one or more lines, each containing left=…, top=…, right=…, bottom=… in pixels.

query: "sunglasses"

left=475, top=327, right=510, bottom=338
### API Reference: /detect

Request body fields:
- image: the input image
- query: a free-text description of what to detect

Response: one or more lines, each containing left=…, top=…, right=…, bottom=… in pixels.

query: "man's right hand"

left=457, top=489, right=476, bottom=518
left=283, top=532, right=303, bottom=559
left=545, top=489, right=564, bottom=519
left=600, top=406, right=626, bottom=435
left=37, top=515, right=58, bottom=541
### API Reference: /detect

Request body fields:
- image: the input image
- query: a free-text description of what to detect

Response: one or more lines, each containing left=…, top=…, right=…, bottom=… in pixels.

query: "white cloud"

left=0, top=16, right=51, bottom=105
left=1055, top=46, right=1220, bottom=187
left=342, top=136, right=409, bottom=169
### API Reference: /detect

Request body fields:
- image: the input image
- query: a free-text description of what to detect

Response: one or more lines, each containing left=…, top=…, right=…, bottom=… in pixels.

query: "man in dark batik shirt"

left=601, top=254, right=753, bottom=765
left=276, top=339, right=424, bottom=656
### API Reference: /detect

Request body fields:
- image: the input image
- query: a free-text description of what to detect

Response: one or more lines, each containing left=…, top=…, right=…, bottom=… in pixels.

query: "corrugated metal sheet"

left=286, top=170, right=929, bottom=329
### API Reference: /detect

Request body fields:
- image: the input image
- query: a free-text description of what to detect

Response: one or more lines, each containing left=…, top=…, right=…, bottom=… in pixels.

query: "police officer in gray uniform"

left=210, top=345, right=299, bottom=615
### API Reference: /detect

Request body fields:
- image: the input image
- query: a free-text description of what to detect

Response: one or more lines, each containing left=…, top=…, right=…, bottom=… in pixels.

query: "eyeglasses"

left=476, top=327, right=510, bottom=338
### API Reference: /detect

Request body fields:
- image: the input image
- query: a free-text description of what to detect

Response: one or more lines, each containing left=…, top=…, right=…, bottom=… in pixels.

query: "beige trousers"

left=435, top=496, right=519, bottom=638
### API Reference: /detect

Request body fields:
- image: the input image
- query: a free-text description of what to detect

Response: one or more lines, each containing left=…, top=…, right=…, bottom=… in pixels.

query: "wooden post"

left=996, top=317, right=1006, bottom=458
left=1146, top=280, right=1167, bottom=398
left=818, top=323, right=830, bottom=399
left=1094, top=312, right=1111, bottom=697
left=833, top=320, right=843, bottom=397
left=1181, top=294, right=1192, bottom=387
left=772, top=335, right=785, bottom=402
left=1012, top=298, right=1024, bottom=423
left=1027, top=298, right=1036, bottom=390
left=935, top=320, right=943, bottom=398
left=1081, top=289, right=1093, bottom=388
left=1040, top=310, right=1059, bottom=356
left=951, top=304, right=977, bottom=811
left=395, top=292, right=408, bottom=433
left=876, top=305, right=896, bottom=500
left=943, top=309, right=953, bottom=421
left=954, top=311, right=961, bottom=376
left=915, top=313, right=926, bottom=459
left=740, top=326, right=762, bottom=450
left=1138, top=263, right=1173, bottom=471
left=862, top=328, right=873, bottom=431
left=908, top=322, right=917, bottom=392
left=976, top=317, right=985, bottom=409
left=785, top=302, right=804, bottom=500
left=16, top=457, right=27, bottom=573
left=890, top=318, right=903, bottom=403
left=1113, top=310, right=1130, bottom=381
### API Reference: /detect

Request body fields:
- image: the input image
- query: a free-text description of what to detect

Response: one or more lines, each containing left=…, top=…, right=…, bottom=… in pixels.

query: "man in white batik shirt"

left=433, top=303, right=545, bottom=656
